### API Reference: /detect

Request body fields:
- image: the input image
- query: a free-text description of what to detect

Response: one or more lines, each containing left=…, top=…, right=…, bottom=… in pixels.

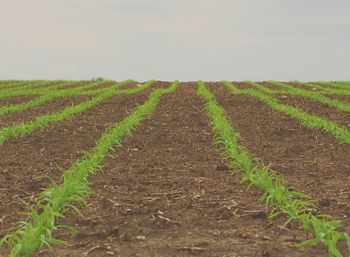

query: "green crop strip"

left=0, top=81, right=44, bottom=90
left=316, top=81, right=350, bottom=92
left=222, top=81, right=350, bottom=144
left=317, top=82, right=350, bottom=92
left=0, top=81, right=69, bottom=100
left=246, top=81, right=350, bottom=113
left=0, top=81, right=51, bottom=96
left=292, top=81, right=350, bottom=96
left=197, top=81, right=350, bottom=257
left=0, top=81, right=115, bottom=117
left=0, top=80, right=155, bottom=146
left=0, top=81, right=179, bottom=257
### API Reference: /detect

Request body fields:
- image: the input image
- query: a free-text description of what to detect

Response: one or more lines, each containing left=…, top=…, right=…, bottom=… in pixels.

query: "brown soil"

left=0, top=95, right=92, bottom=128
left=0, top=95, right=37, bottom=107
left=34, top=84, right=328, bottom=257
left=0, top=84, right=161, bottom=239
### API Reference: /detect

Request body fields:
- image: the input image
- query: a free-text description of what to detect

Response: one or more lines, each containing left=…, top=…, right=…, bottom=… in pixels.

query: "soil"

left=0, top=82, right=349, bottom=256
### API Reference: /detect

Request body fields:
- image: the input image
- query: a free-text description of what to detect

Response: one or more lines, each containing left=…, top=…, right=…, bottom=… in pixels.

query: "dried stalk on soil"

left=197, top=80, right=350, bottom=257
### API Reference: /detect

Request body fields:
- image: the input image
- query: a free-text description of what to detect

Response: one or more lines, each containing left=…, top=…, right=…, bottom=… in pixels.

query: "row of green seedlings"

left=197, top=81, right=350, bottom=257
left=0, top=80, right=115, bottom=100
left=222, top=81, right=350, bottom=144
left=0, top=80, right=108, bottom=92
left=0, top=81, right=55, bottom=90
left=0, top=80, right=125, bottom=117
left=0, top=81, right=179, bottom=257
left=318, top=82, right=350, bottom=91
left=245, top=81, right=350, bottom=113
left=0, top=81, right=78, bottom=97
left=292, top=81, right=350, bottom=96
left=0, top=80, right=156, bottom=146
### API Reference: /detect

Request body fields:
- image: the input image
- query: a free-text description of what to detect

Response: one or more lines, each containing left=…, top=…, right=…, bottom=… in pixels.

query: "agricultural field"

left=0, top=80, right=349, bottom=257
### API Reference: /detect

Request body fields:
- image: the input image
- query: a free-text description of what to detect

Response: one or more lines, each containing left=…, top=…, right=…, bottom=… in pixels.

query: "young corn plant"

left=197, top=80, right=350, bottom=257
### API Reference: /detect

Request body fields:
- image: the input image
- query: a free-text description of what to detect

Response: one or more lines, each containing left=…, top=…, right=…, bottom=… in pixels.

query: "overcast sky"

left=0, top=0, right=349, bottom=81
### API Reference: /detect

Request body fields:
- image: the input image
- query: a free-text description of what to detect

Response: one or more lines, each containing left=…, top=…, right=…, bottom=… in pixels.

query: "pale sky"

left=0, top=0, right=349, bottom=81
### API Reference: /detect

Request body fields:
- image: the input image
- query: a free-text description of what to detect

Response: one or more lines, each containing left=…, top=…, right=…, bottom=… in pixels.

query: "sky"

left=0, top=0, right=349, bottom=81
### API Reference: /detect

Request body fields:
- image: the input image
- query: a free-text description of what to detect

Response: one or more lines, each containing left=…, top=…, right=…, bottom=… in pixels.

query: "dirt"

left=1, top=82, right=349, bottom=256
left=0, top=84, right=162, bottom=238
left=0, top=95, right=92, bottom=128
left=32, top=84, right=328, bottom=257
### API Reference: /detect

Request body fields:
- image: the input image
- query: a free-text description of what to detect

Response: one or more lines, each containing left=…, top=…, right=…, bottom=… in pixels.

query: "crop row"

left=245, top=81, right=350, bottom=113
left=0, top=81, right=179, bottom=256
left=0, top=81, right=348, bottom=257
left=0, top=80, right=127, bottom=117
left=0, top=80, right=116, bottom=100
left=222, top=81, right=350, bottom=144
left=0, top=80, right=155, bottom=146
left=198, top=81, right=350, bottom=257
left=294, top=81, right=350, bottom=96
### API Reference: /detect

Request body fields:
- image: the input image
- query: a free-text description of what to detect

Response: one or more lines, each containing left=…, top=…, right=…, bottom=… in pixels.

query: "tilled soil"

left=37, top=84, right=328, bottom=257
left=0, top=84, right=163, bottom=241
left=0, top=95, right=93, bottom=128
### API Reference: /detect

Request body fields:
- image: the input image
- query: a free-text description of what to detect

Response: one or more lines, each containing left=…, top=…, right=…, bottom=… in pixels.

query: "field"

left=0, top=80, right=349, bottom=257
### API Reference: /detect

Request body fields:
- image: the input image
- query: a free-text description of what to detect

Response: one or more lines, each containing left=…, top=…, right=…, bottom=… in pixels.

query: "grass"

left=0, top=80, right=155, bottom=146
left=222, top=81, right=350, bottom=144
left=197, top=80, right=350, bottom=257
left=0, top=81, right=179, bottom=257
